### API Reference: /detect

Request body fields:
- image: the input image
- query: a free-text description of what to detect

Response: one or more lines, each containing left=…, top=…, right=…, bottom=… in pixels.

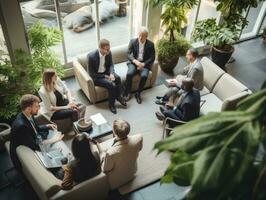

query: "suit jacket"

left=102, top=134, right=143, bottom=189
left=183, top=59, right=204, bottom=90
left=127, top=38, right=155, bottom=69
left=87, top=50, right=115, bottom=80
left=175, top=89, right=200, bottom=121
left=10, top=112, right=49, bottom=170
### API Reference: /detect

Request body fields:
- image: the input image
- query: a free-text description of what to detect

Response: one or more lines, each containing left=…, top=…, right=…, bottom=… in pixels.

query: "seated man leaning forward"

left=123, top=26, right=156, bottom=104
left=155, top=78, right=200, bottom=123
left=101, top=119, right=143, bottom=190
left=10, top=94, right=64, bottom=172
left=87, top=39, right=127, bottom=114
left=156, top=48, right=203, bottom=106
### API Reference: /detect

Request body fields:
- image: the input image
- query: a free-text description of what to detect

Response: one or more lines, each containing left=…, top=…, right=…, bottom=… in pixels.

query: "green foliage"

left=0, top=21, right=63, bottom=120
left=192, top=18, right=238, bottom=51
left=214, top=0, right=263, bottom=29
left=156, top=35, right=191, bottom=59
left=161, top=6, right=188, bottom=42
left=149, top=0, right=198, bottom=9
left=0, top=50, right=34, bottom=119
left=28, top=21, right=63, bottom=90
left=149, top=0, right=198, bottom=42
left=155, top=87, right=266, bottom=199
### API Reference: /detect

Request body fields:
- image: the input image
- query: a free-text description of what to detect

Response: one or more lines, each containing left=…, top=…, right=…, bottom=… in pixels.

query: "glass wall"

left=19, top=0, right=132, bottom=64
left=185, top=0, right=221, bottom=41
left=241, top=1, right=265, bottom=39
left=0, top=25, right=8, bottom=54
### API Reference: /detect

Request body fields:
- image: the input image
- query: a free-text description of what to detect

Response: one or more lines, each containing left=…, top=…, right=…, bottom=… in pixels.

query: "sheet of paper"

left=90, top=113, right=107, bottom=126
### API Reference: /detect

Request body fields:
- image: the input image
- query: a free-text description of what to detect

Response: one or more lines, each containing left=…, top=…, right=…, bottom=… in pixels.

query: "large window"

left=240, top=1, right=266, bottom=40
left=0, top=25, right=8, bottom=54
left=185, top=0, right=221, bottom=41
left=20, top=0, right=131, bottom=64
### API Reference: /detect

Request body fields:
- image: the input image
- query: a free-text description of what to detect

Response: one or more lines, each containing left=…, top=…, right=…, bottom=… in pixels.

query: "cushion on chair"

left=200, top=86, right=210, bottom=96
left=200, top=57, right=225, bottom=91
left=212, top=73, right=248, bottom=101
left=200, top=93, right=223, bottom=115
left=77, top=53, right=88, bottom=70
left=111, top=45, right=128, bottom=64
left=221, top=91, right=250, bottom=111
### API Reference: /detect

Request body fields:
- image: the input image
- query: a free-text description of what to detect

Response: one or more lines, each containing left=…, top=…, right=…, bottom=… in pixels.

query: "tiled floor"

left=0, top=37, right=265, bottom=200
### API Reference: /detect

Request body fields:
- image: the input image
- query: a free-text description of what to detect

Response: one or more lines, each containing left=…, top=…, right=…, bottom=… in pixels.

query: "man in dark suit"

left=10, top=94, right=63, bottom=171
left=124, top=27, right=155, bottom=104
left=155, top=78, right=200, bottom=122
left=88, top=39, right=126, bottom=114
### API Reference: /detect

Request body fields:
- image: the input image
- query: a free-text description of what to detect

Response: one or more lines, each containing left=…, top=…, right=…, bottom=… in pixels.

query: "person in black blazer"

left=10, top=94, right=63, bottom=171
left=124, top=27, right=155, bottom=104
left=87, top=39, right=126, bottom=114
left=155, top=78, right=200, bottom=122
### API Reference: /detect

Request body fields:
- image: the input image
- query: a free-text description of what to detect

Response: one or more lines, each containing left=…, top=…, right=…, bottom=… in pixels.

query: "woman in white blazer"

left=39, top=69, right=83, bottom=122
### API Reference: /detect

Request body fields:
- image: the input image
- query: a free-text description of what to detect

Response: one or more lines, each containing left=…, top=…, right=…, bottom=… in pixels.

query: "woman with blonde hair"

left=39, top=69, right=84, bottom=122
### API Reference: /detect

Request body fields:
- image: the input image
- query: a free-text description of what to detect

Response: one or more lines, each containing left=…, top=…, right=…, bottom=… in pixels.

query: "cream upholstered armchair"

left=73, top=44, right=158, bottom=104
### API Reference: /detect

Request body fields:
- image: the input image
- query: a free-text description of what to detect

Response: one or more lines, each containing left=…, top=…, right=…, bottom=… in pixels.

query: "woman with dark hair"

left=61, top=133, right=101, bottom=190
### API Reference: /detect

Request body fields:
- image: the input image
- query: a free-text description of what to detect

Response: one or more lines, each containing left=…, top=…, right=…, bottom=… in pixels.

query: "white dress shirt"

left=137, top=42, right=145, bottom=61
left=98, top=50, right=106, bottom=73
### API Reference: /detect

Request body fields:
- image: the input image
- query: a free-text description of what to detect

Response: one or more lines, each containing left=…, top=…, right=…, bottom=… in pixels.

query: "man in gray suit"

left=156, top=48, right=203, bottom=106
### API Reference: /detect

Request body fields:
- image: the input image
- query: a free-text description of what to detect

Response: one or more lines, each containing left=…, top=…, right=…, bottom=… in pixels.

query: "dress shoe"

left=135, top=93, right=142, bottom=104
left=117, top=96, right=127, bottom=107
left=155, top=99, right=166, bottom=105
left=124, top=93, right=131, bottom=102
left=155, top=112, right=165, bottom=121
left=156, top=96, right=164, bottom=100
left=109, top=104, right=117, bottom=114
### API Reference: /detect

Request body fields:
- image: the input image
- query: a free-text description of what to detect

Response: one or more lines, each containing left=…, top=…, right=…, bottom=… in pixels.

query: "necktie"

left=29, top=117, right=38, bottom=134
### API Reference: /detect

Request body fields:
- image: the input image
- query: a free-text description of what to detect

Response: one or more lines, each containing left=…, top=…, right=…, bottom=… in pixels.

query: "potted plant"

left=149, top=0, right=194, bottom=73
left=156, top=34, right=191, bottom=73
left=262, top=26, right=266, bottom=43
left=193, top=0, right=264, bottom=69
left=155, top=83, right=266, bottom=199
left=192, top=18, right=238, bottom=70
left=0, top=21, right=63, bottom=124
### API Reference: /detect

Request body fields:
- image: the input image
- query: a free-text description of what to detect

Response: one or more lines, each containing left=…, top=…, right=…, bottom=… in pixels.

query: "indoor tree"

left=0, top=21, right=63, bottom=121
left=148, top=0, right=197, bottom=73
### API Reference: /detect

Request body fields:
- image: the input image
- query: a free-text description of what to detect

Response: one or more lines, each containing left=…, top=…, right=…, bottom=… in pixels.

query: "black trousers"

left=125, top=63, right=149, bottom=95
left=51, top=109, right=79, bottom=122
left=93, top=73, right=122, bottom=105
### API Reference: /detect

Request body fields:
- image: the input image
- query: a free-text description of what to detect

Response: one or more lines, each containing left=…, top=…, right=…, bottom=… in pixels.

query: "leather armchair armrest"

left=73, top=59, right=97, bottom=104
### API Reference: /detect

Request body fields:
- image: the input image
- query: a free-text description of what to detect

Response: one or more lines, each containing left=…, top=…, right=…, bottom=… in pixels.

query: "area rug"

left=85, top=84, right=171, bottom=194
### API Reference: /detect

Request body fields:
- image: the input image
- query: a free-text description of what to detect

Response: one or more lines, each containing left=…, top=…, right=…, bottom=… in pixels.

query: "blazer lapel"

left=95, top=50, right=100, bottom=72
left=135, top=39, right=139, bottom=58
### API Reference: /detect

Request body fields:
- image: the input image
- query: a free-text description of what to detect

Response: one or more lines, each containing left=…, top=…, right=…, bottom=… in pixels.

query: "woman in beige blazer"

left=39, top=69, right=84, bottom=122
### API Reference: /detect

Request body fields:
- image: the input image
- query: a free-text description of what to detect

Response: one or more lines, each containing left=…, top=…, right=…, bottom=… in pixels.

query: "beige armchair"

left=16, top=145, right=109, bottom=200
left=73, top=44, right=158, bottom=104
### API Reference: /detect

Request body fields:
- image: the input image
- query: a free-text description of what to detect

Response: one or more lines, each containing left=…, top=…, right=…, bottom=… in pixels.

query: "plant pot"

left=211, top=46, right=234, bottom=70
left=158, top=55, right=179, bottom=74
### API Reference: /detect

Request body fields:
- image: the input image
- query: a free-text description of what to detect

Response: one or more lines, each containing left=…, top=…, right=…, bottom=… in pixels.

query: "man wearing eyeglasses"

left=87, top=39, right=126, bottom=114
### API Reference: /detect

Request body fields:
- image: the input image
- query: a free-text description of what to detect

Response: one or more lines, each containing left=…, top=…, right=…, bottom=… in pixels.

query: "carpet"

left=85, top=84, right=171, bottom=194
